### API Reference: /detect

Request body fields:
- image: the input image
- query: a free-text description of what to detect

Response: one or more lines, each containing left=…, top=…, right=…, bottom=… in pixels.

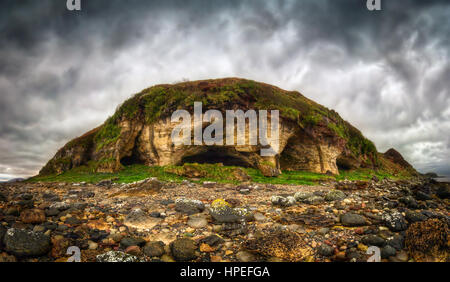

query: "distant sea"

left=434, top=176, right=450, bottom=183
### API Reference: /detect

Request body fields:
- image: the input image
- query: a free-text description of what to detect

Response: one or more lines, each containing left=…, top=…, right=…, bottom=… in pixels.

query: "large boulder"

left=3, top=229, right=51, bottom=257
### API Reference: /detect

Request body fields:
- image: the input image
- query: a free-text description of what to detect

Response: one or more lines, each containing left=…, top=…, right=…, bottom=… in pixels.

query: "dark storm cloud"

left=0, top=0, right=449, bottom=179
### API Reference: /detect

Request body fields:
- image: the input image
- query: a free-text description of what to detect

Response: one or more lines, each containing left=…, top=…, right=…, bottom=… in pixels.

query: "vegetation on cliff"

left=104, top=78, right=378, bottom=157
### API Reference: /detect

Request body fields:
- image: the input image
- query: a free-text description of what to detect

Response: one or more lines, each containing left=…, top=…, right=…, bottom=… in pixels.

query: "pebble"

left=340, top=213, right=367, bottom=227
left=143, top=241, right=165, bottom=257
left=317, top=244, right=334, bottom=257
left=88, top=241, right=98, bottom=250
left=170, top=238, right=198, bottom=261
left=236, top=250, right=256, bottom=262
left=187, top=215, right=208, bottom=229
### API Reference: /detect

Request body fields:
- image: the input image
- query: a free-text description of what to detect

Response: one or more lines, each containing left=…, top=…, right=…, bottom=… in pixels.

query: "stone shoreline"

left=0, top=177, right=448, bottom=262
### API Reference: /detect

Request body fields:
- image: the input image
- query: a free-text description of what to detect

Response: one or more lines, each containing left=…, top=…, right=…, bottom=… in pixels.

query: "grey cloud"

left=0, top=0, right=449, bottom=179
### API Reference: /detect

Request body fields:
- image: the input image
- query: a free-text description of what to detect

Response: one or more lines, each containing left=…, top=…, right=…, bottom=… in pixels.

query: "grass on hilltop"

left=26, top=163, right=409, bottom=186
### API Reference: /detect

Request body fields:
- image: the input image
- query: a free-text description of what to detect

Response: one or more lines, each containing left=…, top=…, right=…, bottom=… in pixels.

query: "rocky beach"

left=0, top=176, right=448, bottom=262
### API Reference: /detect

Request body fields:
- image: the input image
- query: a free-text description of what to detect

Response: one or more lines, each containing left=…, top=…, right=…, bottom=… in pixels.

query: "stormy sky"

left=0, top=0, right=449, bottom=180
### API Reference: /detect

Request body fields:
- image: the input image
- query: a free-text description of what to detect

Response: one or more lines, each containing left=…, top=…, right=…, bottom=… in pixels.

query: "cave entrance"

left=181, top=147, right=252, bottom=167
left=120, top=147, right=145, bottom=166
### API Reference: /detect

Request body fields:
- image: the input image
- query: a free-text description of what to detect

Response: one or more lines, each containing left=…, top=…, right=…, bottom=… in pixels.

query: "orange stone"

left=210, top=255, right=222, bottom=262
left=199, top=243, right=215, bottom=252
left=20, top=209, right=46, bottom=224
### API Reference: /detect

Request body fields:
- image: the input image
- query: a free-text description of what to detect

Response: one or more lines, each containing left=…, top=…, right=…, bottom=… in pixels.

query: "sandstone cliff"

left=39, top=78, right=415, bottom=177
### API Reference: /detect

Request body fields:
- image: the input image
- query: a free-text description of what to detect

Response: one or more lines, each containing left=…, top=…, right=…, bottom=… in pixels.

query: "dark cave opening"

left=120, top=148, right=145, bottom=166
left=181, top=147, right=252, bottom=167
left=336, top=158, right=352, bottom=171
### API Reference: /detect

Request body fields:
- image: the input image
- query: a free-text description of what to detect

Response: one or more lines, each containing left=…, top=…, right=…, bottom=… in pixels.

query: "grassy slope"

left=28, top=163, right=409, bottom=186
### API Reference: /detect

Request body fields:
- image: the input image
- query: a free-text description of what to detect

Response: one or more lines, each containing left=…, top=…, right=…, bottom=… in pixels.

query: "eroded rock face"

left=40, top=78, right=410, bottom=177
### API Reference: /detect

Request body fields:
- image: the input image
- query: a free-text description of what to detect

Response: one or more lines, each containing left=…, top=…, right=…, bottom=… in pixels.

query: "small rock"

left=0, top=252, right=16, bottom=262
left=340, top=213, right=367, bottom=227
left=395, top=250, right=409, bottom=262
left=303, top=195, right=324, bottom=204
left=382, top=211, right=407, bottom=232
left=199, top=243, right=215, bottom=252
left=65, top=217, right=82, bottom=225
left=175, top=198, right=205, bottom=215
left=317, top=244, right=334, bottom=257
left=33, top=225, right=46, bottom=233
left=19, top=193, right=33, bottom=200
left=405, top=210, right=427, bottom=223
left=236, top=250, right=256, bottom=262
left=97, top=179, right=112, bottom=187
left=317, top=227, right=330, bottom=235
left=199, top=235, right=224, bottom=247
left=20, top=209, right=46, bottom=224
left=187, top=215, right=208, bottom=229
left=386, top=234, right=404, bottom=250
left=399, top=196, right=418, bottom=209
left=49, top=202, right=70, bottom=211
left=160, top=254, right=175, bottom=262
left=203, top=181, right=216, bottom=188
left=335, top=251, right=347, bottom=261
left=170, top=238, right=198, bottom=261
left=96, top=251, right=142, bottom=262
left=209, top=199, right=253, bottom=223
left=124, top=209, right=162, bottom=230
left=381, top=245, right=396, bottom=259
left=51, top=235, right=71, bottom=258
left=143, top=241, right=165, bottom=257
left=253, top=213, right=267, bottom=222
left=125, top=245, right=142, bottom=256
left=120, top=237, right=146, bottom=248
left=45, top=208, right=60, bottom=217
left=361, top=235, right=385, bottom=247
left=294, top=192, right=313, bottom=202
left=271, top=195, right=296, bottom=207
left=325, top=190, right=346, bottom=201
left=415, top=191, right=431, bottom=201
left=88, top=241, right=98, bottom=250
